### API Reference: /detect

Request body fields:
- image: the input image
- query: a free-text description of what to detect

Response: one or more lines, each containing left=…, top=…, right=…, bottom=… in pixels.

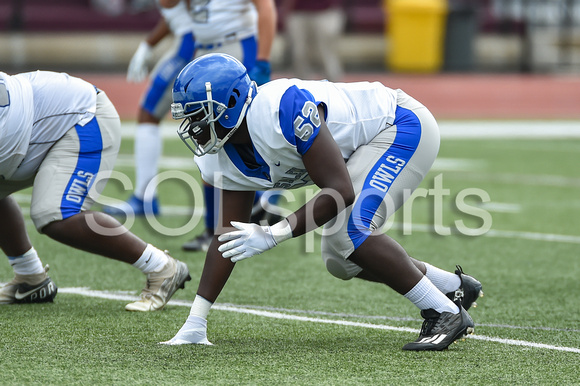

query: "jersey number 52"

left=293, top=101, right=320, bottom=141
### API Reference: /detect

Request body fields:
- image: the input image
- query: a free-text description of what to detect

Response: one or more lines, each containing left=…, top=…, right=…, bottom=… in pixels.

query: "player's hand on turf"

left=218, top=221, right=277, bottom=262
left=127, top=41, right=153, bottom=83
left=248, top=60, right=271, bottom=86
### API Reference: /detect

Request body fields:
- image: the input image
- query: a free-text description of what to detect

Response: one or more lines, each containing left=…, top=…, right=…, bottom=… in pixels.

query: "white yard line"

left=388, top=223, right=580, bottom=244
left=113, top=154, right=487, bottom=173
left=51, top=287, right=580, bottom=354
left=478, top=202, right=521, bottom=213
left=113, top=154, right=194, bottom=169
left=218, top=304, right=579, bottom=333
left=438, top=121, right=580, bottom=139
left=444, top=172, right=580, bottom=188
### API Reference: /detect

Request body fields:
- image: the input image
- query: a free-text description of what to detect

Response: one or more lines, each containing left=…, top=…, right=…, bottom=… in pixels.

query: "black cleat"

left=182, top=230, right=213, bottom=252
left=14, top=278, right=58, bottom=303
left=446, top=265, right=483, bottom=311
left=403, top=303, right=474, bottom=351
left=0, top=265, right=58, bottom=304
left=250, top=197, right=283, bottom=226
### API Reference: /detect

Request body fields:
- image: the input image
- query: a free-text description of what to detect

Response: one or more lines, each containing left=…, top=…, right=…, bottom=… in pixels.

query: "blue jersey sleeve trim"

left=224, top=143, right=272, bottom=182
left=279, top=86, right=323, bottom=155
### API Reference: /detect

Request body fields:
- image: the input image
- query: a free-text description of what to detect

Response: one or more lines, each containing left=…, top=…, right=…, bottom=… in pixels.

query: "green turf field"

left=1, top=121, right=579, bottom=384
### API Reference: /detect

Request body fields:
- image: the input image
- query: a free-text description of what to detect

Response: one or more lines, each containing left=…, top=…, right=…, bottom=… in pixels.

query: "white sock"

left=132, top=244, right=169, bottom=274
left=9, top=247, right=45, bottom=275
left=404, top=276, right=459, bottom=314
left=189, top=294, right=213, bottom=319
left=134, top=123, right=162, bottom=200
left=424, top=263, right=461, bottom=294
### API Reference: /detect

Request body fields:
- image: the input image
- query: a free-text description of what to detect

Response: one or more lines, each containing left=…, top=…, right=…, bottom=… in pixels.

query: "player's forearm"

left=159, top=0, right=180, bottom=9
left=146, top=18, right=171, bottom=47
left=291, top=115, right=356, bottom=238
left=286, top=187, right=354, bottom=238
left=253, top=0, right=277, bottom=60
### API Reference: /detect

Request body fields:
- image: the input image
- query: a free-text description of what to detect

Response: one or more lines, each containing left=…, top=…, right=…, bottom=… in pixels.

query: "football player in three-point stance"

left=105, top=0, right=282, bottom=253
left=0, top=71, right=190, bottom=311
left=160, top=54, right=483, bottom=351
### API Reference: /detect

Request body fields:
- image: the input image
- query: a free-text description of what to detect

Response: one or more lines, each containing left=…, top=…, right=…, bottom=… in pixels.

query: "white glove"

left=159, top=315, right=213, bottom=346
left=127, top=41, right=153, bottom=83
left=218, top=220, right=292, bottom=263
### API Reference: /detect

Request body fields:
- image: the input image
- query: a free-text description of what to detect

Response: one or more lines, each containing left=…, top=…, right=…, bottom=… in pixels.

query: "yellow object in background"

left=385, top=0, right=448, bottom=73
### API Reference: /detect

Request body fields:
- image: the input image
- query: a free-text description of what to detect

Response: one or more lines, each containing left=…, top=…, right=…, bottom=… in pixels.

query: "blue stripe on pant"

left=60, top=117, right=103, bottom=220
left=240, top=36, right=257, bottom=70
left=347, top=105, right=422, bottom=249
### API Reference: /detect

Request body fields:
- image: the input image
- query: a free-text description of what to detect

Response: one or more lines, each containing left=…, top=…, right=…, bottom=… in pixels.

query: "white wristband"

left=269, top=219, right=293, bottom=244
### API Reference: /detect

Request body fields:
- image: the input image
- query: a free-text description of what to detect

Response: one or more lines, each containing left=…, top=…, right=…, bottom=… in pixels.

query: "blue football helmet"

left=171, top=53, right=257, bottom=156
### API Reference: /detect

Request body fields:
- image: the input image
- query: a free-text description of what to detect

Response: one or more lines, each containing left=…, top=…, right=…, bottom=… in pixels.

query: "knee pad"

left=323, top=252, right=362, bottom=280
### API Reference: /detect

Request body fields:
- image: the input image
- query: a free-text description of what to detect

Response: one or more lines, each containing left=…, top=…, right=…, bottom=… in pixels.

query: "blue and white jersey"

left=195, top=78, right=398, bottom=191
left=159, top=0, right=194, bottom=36
left=160, top=0, right=256, bottom=44
left=0, top=71, right=96, bottom=180
left=187, top=0, right=257, bottom=45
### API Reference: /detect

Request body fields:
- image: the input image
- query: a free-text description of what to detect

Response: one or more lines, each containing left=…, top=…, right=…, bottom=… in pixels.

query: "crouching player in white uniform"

left=0, top=71, right=190, bottom=311
left=161, top=54, right=484, bottom=351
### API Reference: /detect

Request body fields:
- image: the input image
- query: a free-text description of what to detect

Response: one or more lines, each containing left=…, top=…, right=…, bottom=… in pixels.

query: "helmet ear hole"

left=228, top=95, right=237, bottom=108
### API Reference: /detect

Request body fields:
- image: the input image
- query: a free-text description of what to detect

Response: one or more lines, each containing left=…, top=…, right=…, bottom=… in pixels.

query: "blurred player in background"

left=104, top=0, right=194, bottom=218
left=0, top=71, right=190, bottom=312
left=281, top=0, right=345, bottom=82
left=105, top=0, right=281, bottom=253
left=160, top=54, right=483, bottom=351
